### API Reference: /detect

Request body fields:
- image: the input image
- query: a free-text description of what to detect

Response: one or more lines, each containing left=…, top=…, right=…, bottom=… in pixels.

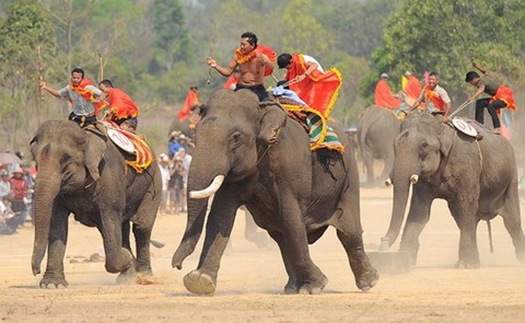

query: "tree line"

left=0, top=0, right=523, bottom=153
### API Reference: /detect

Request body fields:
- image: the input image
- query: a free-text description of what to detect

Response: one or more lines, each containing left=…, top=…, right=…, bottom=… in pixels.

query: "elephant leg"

left=183, top=188, right=238, bottom=295
left=334, top=183, right=378, bottom=291
left=279, top=192, right=327, bottom=294
left=98, top=211, right=134, bottom=275
left=131, top=199, right=158, bottom=275
left=380, top=153, right=394, bottom=184
left=501, top=193, right=525, bottom=262
left=267, top=230, right=298, bottom=294
left=449, top=200, right=480, bottom=268
left=41, top=204, right=69, bottom=288
left=362, top=149, right=375, bottom=187
left=122, top=221, right=131, bottom=252
left=399, top=191, right=433, bottom=265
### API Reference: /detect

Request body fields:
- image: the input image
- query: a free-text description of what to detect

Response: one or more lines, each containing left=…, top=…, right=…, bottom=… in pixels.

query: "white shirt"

left=302, top=55, right=325, bottom=73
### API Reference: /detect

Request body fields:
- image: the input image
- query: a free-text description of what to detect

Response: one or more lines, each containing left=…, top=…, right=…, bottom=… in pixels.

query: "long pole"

left=37, top=45, right=44, bottom=102
left=98, top=53, right=104, bottom=83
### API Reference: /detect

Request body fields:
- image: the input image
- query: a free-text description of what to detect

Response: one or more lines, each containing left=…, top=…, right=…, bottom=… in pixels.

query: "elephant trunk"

left=383, top=162, right=420, bottom=248
left=172, top=147, right=228, bottom=270
left=31, top=171, right=61, bottom=276
left=171, top=196, right=208, bottom=269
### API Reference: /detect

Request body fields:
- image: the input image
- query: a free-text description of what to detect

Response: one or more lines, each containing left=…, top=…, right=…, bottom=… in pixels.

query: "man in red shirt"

left=9, top=168, right=28, bottom=227
left=98, top=79, right=140, bottom=132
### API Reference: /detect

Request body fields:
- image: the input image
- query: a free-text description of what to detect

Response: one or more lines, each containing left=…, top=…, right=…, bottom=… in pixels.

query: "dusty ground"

left=1, top=187, right=524, bottom=322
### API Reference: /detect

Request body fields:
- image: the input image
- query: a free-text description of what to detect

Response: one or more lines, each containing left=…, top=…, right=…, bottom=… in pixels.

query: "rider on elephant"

left=401, top=70, right=423, bottom=105
left=465, top=65, right=517, bottom=135
left=374, top=73, right=410, bottom=119
left=410, top=71, right=452, bottom=122
left=207, top=31, right=276, bottom=102
left=98, top=79, right=140, bottom=132
left=277, top=52, right=342, bottom=118
left=178, top=86, right=200, bottom=121
left=39, top=67, right=106, bottom=127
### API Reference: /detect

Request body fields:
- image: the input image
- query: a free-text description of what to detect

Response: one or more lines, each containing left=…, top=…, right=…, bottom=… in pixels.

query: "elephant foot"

left=454, top=259, right=480, bottom=269
left=39, top=274, right=69, bottom=289
left=284, top=278, right=298, bottom=294
left=183, top=270, right=216, bottom=295
left=516, top=250, right=525, bottom=263
left=117, top=266, right=137, bottom=285
left=355, top=267, right=379, bottom=291
left=297, top=274, right=328, bottom=295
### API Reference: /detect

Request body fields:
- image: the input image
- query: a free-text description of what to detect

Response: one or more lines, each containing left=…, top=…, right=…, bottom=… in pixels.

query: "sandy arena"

left=1, top=186, right=524, bottom=322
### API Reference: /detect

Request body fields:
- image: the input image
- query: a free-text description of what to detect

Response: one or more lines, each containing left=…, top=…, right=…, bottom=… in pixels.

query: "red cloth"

left=9, top=177, right=27, bottom=201
left=403, top=75, right=422, bottom=100
left=374, top=79, right=400, bottom=108
left=492, top=85, right=517, bottom=111
left=423, top=86, right=446, bottom=111
left=178, top=90, right=200, bottom=121
left=235, top=44, right=276, bottom=77
left=285, top=54, right=342, bottom=117
left=107, top=88, right=139, bottom=119
left=70, top=78, right=105, bottom=115
left=223, top=74, right=239, bottom=90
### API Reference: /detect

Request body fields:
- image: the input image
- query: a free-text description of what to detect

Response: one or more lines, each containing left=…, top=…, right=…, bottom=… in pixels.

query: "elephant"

left=382, top=112, right=525, bottom=268
left=30, top=120, right=162, bottom=287
left=357, top=106, right=402, bottom=187
left=171, top=89, right=379, bottom=295
left=168, top=106, right=202, bottom=141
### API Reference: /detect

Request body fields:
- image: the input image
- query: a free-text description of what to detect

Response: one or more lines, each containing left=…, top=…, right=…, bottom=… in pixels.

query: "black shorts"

left=68, top=112, right=97, bottom=127
left=235, top=84, right=270, bottom=102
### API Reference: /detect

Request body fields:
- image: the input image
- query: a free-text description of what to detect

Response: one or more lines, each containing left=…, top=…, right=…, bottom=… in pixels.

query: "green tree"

left=281, top=0, right=333, bottom=58
left=0, top=1, right=55, bottom=149
left=365, top=0, right=525, bottom=103
left=150, top=0, right=192, bottom=73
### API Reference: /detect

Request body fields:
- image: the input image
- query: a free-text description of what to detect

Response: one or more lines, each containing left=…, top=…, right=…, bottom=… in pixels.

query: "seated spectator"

left=0, top=195, right=17, bottom=235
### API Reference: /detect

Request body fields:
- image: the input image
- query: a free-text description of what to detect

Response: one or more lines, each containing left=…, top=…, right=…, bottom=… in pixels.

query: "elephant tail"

left=486, top=219, right=494, bottom=253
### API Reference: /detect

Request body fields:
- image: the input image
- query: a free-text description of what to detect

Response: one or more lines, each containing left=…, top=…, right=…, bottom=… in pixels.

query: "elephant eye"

left=60, top=153, right=72, bottom=164
left=229, top=132, right=244, bottom=149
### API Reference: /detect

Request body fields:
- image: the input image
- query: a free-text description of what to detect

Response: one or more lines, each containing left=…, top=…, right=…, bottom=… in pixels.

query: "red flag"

left=178, top=89, right=199, bottom=121
left=285, top=54, right=342, bottom=117
left=402, top=75, right=423, bottom=100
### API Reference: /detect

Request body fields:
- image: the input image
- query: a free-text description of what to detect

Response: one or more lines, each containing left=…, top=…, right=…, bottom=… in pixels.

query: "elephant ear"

left=258, top=101, right=287, bottom=146
left=83, top=131, right=107, bottom=182
left=438, top=124, right=454, bottom=157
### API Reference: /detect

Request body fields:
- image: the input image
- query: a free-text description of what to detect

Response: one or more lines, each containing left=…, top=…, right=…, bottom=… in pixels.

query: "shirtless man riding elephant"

left=206, top=31, right=276, bottom=101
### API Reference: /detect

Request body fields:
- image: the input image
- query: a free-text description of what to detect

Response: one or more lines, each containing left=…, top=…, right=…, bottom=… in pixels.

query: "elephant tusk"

left=189, top=175, right=225, bottom=199
left=409, top=174, right=419, bottom=184
left=385, top=178, right=393, bottom=187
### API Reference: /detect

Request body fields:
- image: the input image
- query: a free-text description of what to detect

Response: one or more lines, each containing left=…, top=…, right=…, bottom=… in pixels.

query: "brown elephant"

left=357, top=106, right=402, bottom=187
left=172, top=89, right=378, bottom=295
left=383, top=112, right=525, bottom=267
left=30, top=120, right=162, bottom=287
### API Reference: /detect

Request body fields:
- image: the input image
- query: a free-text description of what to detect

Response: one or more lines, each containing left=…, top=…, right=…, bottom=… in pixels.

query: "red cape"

left=403, top=75, right=422, bottom=100
left=285, top=54, right=342, bottom=117
left=107, top=88, right=139, bottom=119
left=374, top=79, right=400, bottom=108
left=178, top=90, right=200, bottom=121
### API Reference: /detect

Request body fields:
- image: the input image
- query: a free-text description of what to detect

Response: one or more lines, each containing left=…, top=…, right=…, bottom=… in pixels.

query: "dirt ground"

left=1, top=186, right=524, bottom=322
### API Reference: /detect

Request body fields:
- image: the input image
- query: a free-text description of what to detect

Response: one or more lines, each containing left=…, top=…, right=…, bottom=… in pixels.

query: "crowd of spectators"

left=159, top=132, right=194, bottom=215
left=0, top=153, right=36, bottom=235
